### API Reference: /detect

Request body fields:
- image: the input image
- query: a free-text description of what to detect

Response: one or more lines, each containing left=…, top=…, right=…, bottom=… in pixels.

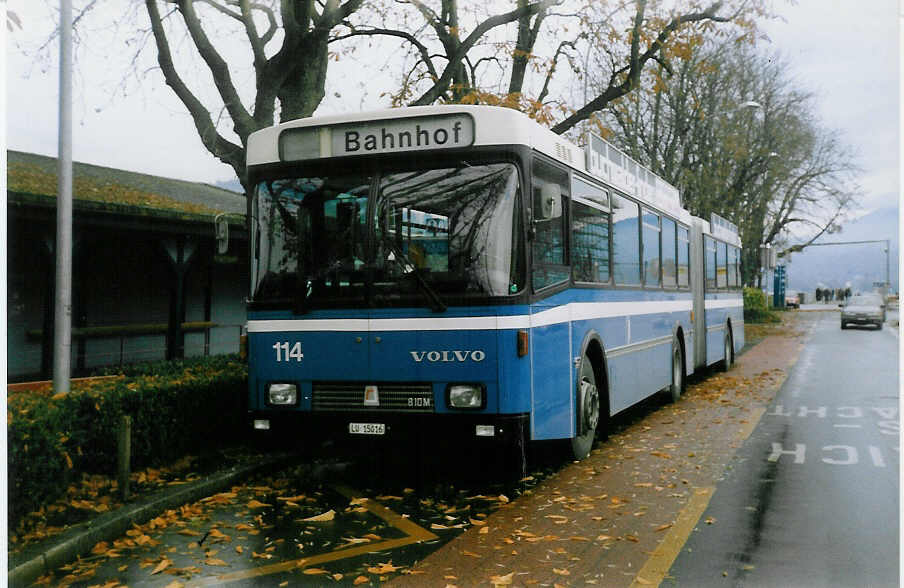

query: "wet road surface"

left=667, top=311, right=899, bottom=587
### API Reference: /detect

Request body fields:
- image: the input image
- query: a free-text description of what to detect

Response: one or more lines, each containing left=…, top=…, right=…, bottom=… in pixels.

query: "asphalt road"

left=667, top=311, right=899, bottom=587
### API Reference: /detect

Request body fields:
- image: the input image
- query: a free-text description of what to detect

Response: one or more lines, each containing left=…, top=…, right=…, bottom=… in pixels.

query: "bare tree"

left=345, top=1, right=771, bottom=134
left=604, top=43, right=860, bottom=286
left=142, top=0, right=365, bottom=189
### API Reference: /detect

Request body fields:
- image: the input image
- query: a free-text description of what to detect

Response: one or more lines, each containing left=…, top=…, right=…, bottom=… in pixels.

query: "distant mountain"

left=784, top=206, right=899, bottom=295
left=213, top=177, right=244, bottom=193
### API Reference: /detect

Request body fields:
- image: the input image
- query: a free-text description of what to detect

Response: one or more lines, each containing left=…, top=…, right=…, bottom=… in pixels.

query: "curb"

left=9, top=454, right=297, bottom=587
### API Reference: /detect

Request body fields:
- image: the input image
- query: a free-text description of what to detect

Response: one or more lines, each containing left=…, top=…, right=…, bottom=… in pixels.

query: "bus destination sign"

left=280, top=114, right=475, bottom=161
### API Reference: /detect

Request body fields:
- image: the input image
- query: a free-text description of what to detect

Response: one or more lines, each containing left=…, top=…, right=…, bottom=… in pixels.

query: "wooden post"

left=118, top=415, right=131, bottom=501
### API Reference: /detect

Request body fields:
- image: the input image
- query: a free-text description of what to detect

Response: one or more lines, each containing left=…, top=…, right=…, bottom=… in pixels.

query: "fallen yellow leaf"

left=553, top=568, right=570, bottom=576
left=353, top=576, right=369, bottom=585
left=303, top=568, right=329, bottom=575
left=367, top=562, right=402, bottom=574
left=205, top=558, right=229, bottom=567
left=301, top=509, right=336, bottom=522
left=150, top=559, right=171, bottom=575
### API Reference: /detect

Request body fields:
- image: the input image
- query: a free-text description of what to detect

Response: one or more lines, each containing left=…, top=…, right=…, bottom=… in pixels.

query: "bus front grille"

left=312, top=382, right=435, bottom=413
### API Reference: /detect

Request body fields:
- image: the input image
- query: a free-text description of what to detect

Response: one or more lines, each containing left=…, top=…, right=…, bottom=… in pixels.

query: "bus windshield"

left=251, top=163, right=524, bottom=308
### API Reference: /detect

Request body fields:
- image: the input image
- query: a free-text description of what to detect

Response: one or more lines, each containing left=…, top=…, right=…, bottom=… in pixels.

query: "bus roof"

left=246, top=105, right=691, bottom=223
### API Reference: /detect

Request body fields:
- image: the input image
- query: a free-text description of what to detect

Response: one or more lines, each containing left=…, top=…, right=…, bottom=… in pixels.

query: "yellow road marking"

left=629, top=486, right=715, bottom=588
left=631, top=384, right=776, bottom=587
left=737, top=407, right=767, bottom=443
left=186, top=485, right=438, bottom=586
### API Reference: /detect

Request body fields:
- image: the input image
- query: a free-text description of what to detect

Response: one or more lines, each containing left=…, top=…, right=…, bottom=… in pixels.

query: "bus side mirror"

left=537, top=184, right=562, bottom=220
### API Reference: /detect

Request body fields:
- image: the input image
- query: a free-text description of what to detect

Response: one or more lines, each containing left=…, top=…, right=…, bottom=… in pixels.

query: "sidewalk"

left=8, top=455, right=296, bottom=587
left=391, top=314, right=814, bottom=587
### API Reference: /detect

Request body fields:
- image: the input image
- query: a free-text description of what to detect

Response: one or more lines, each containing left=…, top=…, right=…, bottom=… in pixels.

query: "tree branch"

left=411, top=0, right=559, bottom=106
left=178, top=0, right=256, bottom=139
left=145, top=0, right=244, bottom=175
left=552, top=0, right=730, bottom=134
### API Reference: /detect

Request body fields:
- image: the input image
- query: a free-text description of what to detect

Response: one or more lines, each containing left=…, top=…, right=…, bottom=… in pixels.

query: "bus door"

left=528, top=160, right=574, bottom=440
left=690, top=220, right=706, bottom=370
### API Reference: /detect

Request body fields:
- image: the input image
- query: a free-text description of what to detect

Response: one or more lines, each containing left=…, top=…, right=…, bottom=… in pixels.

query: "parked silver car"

left=840, top=294, right=885, bottom=330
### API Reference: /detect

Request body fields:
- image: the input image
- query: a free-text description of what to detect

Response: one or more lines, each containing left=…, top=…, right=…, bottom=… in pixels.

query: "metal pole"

left=53, top=0, right=73, bottom=394
left=885, top=239, right=890, bottom=291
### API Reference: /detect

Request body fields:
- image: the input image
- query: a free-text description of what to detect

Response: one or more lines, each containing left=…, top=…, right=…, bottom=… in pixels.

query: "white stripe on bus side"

left=703, top=298, right=743, bottom=310
left=247, top=299, right=694, bottom=333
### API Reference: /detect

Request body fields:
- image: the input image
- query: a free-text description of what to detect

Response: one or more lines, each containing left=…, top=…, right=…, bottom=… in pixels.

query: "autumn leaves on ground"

left=13, top=314, right=806, bottom=587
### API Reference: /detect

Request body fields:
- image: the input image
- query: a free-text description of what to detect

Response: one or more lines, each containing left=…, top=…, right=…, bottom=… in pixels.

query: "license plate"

left=349, top=422, right=385, bottom=435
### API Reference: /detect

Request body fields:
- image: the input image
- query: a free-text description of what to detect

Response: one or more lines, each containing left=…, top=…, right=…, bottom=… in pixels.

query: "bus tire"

left=571, top=354, right=599, bottom=460
left=721, top=329, right=733, bottom=372
left=668, top=340, right=684, bottom=403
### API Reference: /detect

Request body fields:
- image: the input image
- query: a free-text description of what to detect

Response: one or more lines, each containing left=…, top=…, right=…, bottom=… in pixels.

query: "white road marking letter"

left=878, top=420, right=899, bottom=436
left=768, top=443, right=806, bottom=463
left=798, top=406, right=827, bottom=418
left=872, top=407, right=898, bottom=419
left=836, top=406, right=863, bottom=418
left=869, top=446, right=886, bottom=468
left=822, top=445, right=858, bottom=465
left=767, top=405, right=792, bottom=417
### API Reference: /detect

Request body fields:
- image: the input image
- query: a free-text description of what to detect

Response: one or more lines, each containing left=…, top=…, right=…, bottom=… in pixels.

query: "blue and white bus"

left=244, top=105, right=743, bottom=463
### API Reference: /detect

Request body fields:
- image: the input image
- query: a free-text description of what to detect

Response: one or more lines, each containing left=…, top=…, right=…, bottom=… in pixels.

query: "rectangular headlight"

left=448, top=384, right=484, bottom=409
left=268, top=383, right=298, bottom=405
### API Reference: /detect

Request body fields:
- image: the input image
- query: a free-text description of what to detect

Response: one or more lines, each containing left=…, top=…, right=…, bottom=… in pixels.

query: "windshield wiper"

left=382, top=241, right=447, bottom=313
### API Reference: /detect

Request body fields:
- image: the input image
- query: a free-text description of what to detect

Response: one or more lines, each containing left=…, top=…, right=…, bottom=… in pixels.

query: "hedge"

left=743, top=287, right=780, bottom=323
left=8, top=355, right=247, bottom=527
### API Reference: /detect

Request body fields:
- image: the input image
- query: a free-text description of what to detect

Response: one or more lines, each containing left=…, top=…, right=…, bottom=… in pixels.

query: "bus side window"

left=662, top=216, right=677, bottom=287
left=704, top=236, right=716, bottom=290
left=572, top=201, right=610, bottom=283
left=727, top=245, right=738, bottom=288
left=717, top=241, right=727, bottom=289
left=612, top=194, right=641, bottom=285
left=532, top=159, right=569, bottom=290
left=677, top=225, right=689, bottom=288
left=642, top=209, right=661, bottom=287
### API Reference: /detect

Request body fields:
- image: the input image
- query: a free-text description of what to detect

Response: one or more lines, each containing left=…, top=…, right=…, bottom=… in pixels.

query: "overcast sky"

left=5, top=0, right=900, bottom=216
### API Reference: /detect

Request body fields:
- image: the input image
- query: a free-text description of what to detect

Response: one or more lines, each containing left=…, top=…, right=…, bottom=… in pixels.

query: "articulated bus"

left=244, top=105, right=743, bottom=464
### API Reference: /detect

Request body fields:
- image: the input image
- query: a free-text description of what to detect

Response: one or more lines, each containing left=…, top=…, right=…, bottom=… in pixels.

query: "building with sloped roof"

left=7, top=150, right=248, bottom=381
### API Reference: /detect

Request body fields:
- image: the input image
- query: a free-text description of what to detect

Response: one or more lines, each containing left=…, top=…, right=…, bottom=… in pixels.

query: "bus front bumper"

left=248, top=410, right=529, bottom=446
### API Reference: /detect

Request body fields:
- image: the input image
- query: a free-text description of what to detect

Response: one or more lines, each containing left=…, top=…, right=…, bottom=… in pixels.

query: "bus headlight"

left=447, top=384, right=485, bottom=409
left=268, top=383, right=298, bottom=405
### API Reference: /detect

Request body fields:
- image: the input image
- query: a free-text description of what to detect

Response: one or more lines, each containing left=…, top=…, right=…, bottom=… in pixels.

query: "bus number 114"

left=273, top=341, right=304, bottom=362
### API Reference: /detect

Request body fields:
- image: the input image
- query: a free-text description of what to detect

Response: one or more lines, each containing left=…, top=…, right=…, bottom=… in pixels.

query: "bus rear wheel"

left=721, top=329, right=733, bottom=371
left=571, top=355, right=599, bottom=460
left=668, top=341, right=684, bottom=403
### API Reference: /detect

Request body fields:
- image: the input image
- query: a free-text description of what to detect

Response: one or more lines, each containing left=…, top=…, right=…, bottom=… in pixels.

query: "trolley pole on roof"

left=53, top=0, right=73, bottom=394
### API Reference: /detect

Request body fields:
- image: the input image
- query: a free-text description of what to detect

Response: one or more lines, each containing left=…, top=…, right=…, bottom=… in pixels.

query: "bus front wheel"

left=571, top=354, right=599, bottom=460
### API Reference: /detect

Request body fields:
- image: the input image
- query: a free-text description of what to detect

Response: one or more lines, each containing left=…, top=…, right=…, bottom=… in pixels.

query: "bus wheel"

left=571, top=355, right=599, bottom=460
left=668, top=341, right=684, bottom=403
left=721, top=329, right=733, bottom=371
